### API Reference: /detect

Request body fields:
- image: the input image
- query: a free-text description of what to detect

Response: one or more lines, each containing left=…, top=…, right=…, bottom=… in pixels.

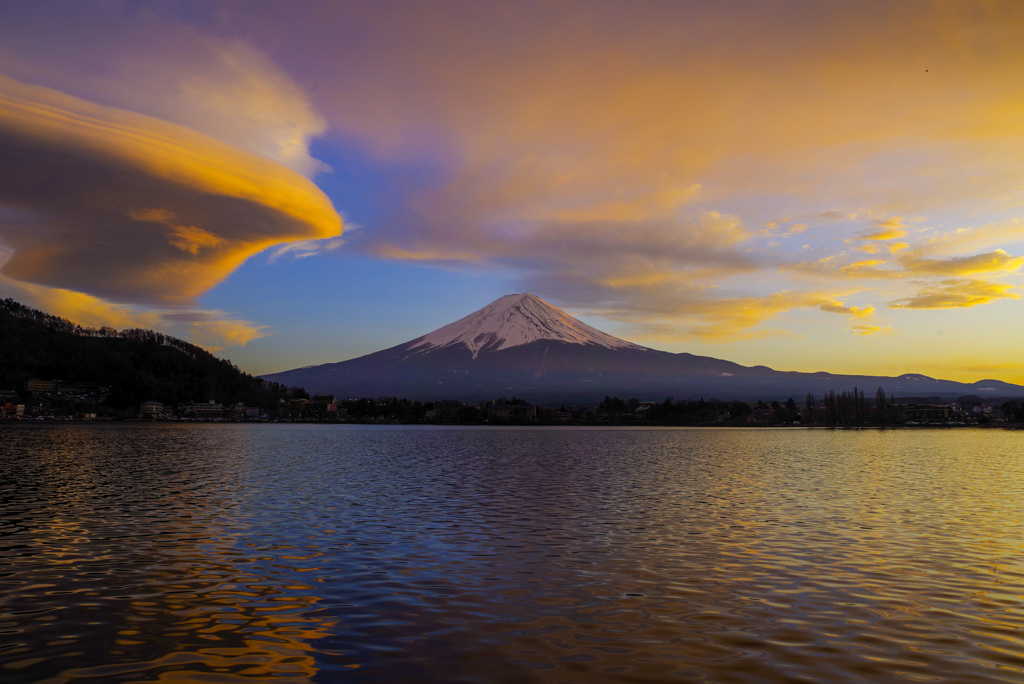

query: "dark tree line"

left=0, top=298, right=297, bottom=414
left=1000, top=400, right=1024, bottom=422
left=337, top=397, right=440, bottom=423
left=598, top=395, right=759, bottom=425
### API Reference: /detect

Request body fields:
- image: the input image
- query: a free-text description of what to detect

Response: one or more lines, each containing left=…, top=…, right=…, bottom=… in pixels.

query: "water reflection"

left=1, top=425, right=333, bottom=682
left=3, top=425, right=1024, bottom=682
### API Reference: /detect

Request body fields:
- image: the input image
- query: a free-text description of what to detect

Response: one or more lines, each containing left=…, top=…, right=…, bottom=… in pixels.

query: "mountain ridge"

left=261, top=294, right=1024, bottom=403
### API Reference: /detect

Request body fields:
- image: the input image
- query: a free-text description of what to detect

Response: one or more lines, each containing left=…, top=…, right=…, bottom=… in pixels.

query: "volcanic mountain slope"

left=262, top=293, right=1024, bottom=403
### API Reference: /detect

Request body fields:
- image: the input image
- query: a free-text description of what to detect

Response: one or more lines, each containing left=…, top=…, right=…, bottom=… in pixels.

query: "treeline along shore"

left=2, top=298, right=1021, bottom=426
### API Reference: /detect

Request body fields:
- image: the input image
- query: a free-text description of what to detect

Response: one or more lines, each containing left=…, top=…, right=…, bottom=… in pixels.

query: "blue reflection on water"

left=3, top=424, right=1024, bottom=682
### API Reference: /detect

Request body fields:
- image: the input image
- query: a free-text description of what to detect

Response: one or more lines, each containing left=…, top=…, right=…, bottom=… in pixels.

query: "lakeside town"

left=5, top=377, right=1024, bottom=427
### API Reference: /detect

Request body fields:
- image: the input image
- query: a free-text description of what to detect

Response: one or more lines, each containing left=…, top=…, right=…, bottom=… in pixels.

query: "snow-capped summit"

left=409, top=293, right=646, bottom=357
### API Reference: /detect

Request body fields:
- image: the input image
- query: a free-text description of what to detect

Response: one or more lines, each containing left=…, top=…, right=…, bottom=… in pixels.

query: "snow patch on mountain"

left=409, top=293, right=647, bottom=357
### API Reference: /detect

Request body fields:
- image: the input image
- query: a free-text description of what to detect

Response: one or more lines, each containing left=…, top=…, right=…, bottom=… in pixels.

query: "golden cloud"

left=563, top=287, right=880, bottom=344
left=857, top=217, right=908, bottom=241
left=818, top=299, right=874, bottom=317
left=664, top=292, right=872, bottom=342
left=890, top=279, right=1019, bottom=309
left=838, top=260, right=890, bottom=277
left=132, top=211, right=231, bottom=256
left=900, top=249, right=1024, bottom=276
left=0, top=74, right=341, bottom=307
left=5, top=279, right=269, bottom=350
left=168, top=226, right=228, bottom=256
left=15, top=284, right=165, bottom=332
left=859, top=228, right=908, bottom=241
left=188, top=318, right=270, bottom=349
left=852, top=324, right=889, bottom=335
left=639, top=293, right=806, bottom=342
left=795, top=243, right=1024, bottom=284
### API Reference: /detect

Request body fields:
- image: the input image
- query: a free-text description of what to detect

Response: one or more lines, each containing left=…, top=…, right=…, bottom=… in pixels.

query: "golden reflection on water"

left=43, top=533, right=337, bottom=683
left=2, top=425, right=340, bottom=683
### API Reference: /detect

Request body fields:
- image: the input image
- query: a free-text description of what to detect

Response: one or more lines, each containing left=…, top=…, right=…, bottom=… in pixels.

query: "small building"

left=278, top=398, right=308, bottom=421
left=301, top=395, right=336, bottom=421
left=25, top=378, right=56, bottom=394
left=902, top=404, right=952, bottom=423
left=184, top=400, right=227, bottom=420
left=747, top=406, right=775, bottom=425
left=1, top=402, right=24, bottom=418
left=481, top=398, right=537, bottom=423
left=228, top=403, right=262, bottom=421
left=57, top=381, right=105, bottom=396
left=140, top=400, right=173, bottom=419
left=427, top=400, right=467, bottom=422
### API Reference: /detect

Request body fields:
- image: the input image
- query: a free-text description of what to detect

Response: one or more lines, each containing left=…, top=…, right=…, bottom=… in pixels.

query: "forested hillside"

left=0, top=298, right=295, bottom=411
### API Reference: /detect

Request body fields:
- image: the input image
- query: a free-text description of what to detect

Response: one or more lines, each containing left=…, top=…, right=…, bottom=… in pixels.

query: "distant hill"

left=0, top=298, right=294, bottom=413
left=263, top=293, right=1024, bottom=404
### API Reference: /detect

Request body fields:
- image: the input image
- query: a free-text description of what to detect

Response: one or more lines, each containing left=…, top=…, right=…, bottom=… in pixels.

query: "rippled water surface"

left=4, top=424, right=1024, bottom=682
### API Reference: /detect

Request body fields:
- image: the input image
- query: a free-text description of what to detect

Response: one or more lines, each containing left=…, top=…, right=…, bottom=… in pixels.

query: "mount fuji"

left=261, top=293, right=1024, bottom=404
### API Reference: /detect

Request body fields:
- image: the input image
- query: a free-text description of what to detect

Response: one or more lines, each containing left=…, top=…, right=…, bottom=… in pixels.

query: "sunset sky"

left=2, top=1, right=1024, bottom=383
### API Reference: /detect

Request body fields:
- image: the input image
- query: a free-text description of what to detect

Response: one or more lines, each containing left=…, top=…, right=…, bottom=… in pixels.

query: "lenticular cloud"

left=0, top=74, right=342, bottom=307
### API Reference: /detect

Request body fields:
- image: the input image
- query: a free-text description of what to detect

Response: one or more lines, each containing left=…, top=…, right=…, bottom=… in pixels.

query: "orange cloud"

left=16, top=284, right=165, bottom=332
left=851, top=324, right=890, bottom=335
left=857, top=217, right=908, bottom=241
left=132, top=209, right=229, bottom=256
left=900, top=249, right=1024, bottom=276
left=567, top=288, right=880, bottom=344
left=0, top=74, right=341, bottom=307
left=795, top=238, right=1024, bottom=284
left=890, top=279, right=1019, bottom=309
left=818, top=299, right=874, bottom=317
left=4, top=278, right=269, bottom=350
left=188, top=318, right=269, bottom=349
left=168, top=226, right=228, bottom=256
left=630, top=293, right=808, bottom=342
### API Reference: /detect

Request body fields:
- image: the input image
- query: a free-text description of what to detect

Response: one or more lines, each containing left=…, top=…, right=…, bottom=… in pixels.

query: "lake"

left=3, top=424, right=1024, bottom=682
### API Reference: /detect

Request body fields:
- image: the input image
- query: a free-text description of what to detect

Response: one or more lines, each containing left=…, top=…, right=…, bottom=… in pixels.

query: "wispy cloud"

left=267, top=237, right=347, bottom=263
